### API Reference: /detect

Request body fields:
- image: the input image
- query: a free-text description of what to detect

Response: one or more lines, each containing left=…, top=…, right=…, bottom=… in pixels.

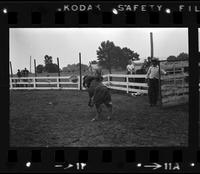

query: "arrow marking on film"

left=143, top=163, right=162, bottom=170
left=64, top=164, right=74, bottom=170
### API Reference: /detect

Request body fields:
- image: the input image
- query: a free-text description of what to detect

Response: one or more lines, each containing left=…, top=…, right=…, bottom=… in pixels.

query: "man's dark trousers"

left=148, top=78, right=159, bottom=105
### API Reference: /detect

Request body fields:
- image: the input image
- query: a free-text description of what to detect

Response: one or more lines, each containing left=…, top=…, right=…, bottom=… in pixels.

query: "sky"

left=10, top=28, right=188, bottom=73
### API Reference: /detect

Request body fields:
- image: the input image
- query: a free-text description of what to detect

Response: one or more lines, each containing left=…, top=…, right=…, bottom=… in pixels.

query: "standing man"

left=24, top=68, right=29, bottom=77
left=89, top=62, right=103, bottom=77
left=126, top=59, right=135, bottom=75
left=17, top=69, right=22, bottom=77
left=95, top=64, right=103, bottom=77
left=146, top=58, right=166, bottom=106
left=23, top=68, right=29, bottom=87
left=126, top=59, right=135, bottom=83
left=16, top=69, right=22, bottom=87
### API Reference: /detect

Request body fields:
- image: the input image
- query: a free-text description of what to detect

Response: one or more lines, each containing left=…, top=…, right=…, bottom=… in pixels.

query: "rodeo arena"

left=9, top=32, right=189, bottom=147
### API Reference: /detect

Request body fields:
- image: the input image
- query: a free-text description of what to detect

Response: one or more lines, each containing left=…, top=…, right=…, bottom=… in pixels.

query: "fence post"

left=77, top=76, right=80, bottom=90
left=33, top=77, right=36, bottom=89
left=80, top=76, right=82, bottom=90
left=158, top=61, right=162, bottom=106
left=57, top=77, right=59, bottom=89
left=10, top=77, right=13, bottom=89
left=173, top=65, right=176, bottom=87
left=126, top=75, right=129, bottom=93
left=79, top=53, right=82, bottom=91
left=182, top=68, right=184, bottom=89
left=107, top=74, right=110, bottom=87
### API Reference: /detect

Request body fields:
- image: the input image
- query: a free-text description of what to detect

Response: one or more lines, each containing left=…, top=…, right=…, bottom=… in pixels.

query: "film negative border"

left=2, top=148, right=200, bottom=172
left=0, top=1, right=199, bottom=173
left=1, top=2, right=200, bottom=26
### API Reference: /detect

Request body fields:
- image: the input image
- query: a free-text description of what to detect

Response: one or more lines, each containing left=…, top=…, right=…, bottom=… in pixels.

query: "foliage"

left=121, top=47, right=139, bottom=69
left=35, top=55, right=89, bottom=74
left=21, top=68, right=29, bottom=76
left=45, top=63, right=59, bottom=73
left=96, top=40, right=140, bottom=73
left=96, top=40, right=115, bottom=73
left=41, top=55, right=60, bottom=73
left=167, top=55, right=177, bottom=61
left=167, top=53, right=188, bottom=61
left=36, top=64, right=44, bottom=73
left=44, top=55, right=53, bottom=66
left=89, top=60, right=98, bottom=64
left=177, top=52, right=188, bottom=60
left=62, top=63, right=88, bottom=73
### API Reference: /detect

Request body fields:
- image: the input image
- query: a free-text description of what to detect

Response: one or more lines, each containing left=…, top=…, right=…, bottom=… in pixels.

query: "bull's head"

left=83, top=75, right=95, bottom=88
left=83, top=75, right=88, bottom=88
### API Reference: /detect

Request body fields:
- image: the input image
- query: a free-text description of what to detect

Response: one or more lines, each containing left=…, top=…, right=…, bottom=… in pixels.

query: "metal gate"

left=159, top=60, right=189, bottom=106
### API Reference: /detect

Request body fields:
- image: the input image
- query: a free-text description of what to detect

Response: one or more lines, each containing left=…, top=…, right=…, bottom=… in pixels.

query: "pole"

left=9, top=61, right=13, bottom=77
left=158, top=61, right=162, bottom=106
left=150, top=32, right=154, bottom=58
left=79, top=52, right=82, bottom=90
left=57, top=57, right=60, bottom=77
left=30, top=56, right=32, bottom=73
left=57, top=58, right=60, bottom=88
left=34, top=59, right=37, bottom=77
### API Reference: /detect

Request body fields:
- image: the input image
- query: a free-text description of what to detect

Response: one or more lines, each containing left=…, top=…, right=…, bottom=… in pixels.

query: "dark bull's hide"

left=83, top=75, right=111, bottom=107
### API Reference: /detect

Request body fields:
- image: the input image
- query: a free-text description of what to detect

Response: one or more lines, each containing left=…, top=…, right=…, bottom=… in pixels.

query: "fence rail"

left=160, top=60, right=189, bottom=105
left=9, top=75, right=200, bottom=93
left=10, top=76, right=80, bottom=90
left=10, top=74, right=148, bottom=93
left=103, top=74, right=148, bottom=94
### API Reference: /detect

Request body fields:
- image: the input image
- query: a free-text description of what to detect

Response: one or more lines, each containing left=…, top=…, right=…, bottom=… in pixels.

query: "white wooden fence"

left=10, top=76, right=80, bottom=90
left=9, top=74, right=200, bottom=95
left=102, top=74, right=148, bottom=94
left=10, top=74, right=148, bottom=93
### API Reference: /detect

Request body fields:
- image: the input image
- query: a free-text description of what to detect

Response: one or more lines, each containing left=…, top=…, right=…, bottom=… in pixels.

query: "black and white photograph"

left=9, top=28, right=189, bottom=147
left=198, top=28, right=200, bottom=146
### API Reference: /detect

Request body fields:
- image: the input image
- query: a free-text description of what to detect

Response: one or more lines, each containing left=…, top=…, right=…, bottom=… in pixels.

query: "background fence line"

left=10, top=74, right=148, bottom=93
left=9, top=74, right=200, bottom=92
left=10, top=76, right=80, bottom=90
left=103, top=74, right=148, bottom=94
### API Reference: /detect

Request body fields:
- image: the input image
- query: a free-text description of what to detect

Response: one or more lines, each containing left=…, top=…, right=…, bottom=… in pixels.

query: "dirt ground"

left=9, top=90, right=188, bottom=147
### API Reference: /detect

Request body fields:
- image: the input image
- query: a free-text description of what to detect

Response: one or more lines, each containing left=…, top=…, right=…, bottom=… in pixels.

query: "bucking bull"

left=83, top=75, right=113, bottom=121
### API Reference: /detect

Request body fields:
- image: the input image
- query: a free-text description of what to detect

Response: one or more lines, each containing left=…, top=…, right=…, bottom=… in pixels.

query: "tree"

left=89, top=60, right=98, bottom=64
left=43, top=55, right=58, bottom=73
left=109, top=46, right=123, bottom=69
left=62, top=63, right=89, bottom=73
left=121, top=47, right=140, bottom=69
left=36, top=64, right=44, bottom=73
left=167, top=55, right=177, bottom=61
left=97, top=41, right=140, bottom=72
left=45, top=63, right=59, bottom=73
left=80, top=64, right=89, bottom=72
left=62, top=67, right=69, bottom=72
left=44, top=55, right=53, bottom=66
left=97, top=40, right=115, bottom=73
left=177, top=52, right=188, bottom=60
left=122, top=47, right=139, bottom=60
left=167, top=53, right=188, bottom=61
